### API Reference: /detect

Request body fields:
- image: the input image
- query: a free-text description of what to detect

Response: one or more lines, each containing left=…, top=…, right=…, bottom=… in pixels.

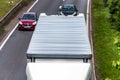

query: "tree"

left=109, top=0, right=120, bottom=30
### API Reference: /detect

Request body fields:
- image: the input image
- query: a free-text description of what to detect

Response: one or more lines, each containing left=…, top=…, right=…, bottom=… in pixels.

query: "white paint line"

left=0, top=0, right=38, bottom=50
left=27, top=0, right=39, bottom=12
left=86, top=0, right=96, bottom=80
left=86, top=0, right=90, bottom=28
left=0, top=24, right=18, bottom=50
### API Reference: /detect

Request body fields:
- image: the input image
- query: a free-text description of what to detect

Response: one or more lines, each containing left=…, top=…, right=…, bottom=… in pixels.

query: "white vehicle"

left=27, top=14, right=92, bottom=62
left=26, top=14, right=92, bottom=80
left=26, top=60, right=92, bottom=80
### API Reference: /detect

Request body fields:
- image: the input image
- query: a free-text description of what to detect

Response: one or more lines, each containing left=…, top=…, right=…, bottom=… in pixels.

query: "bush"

left=93, top=0, right=120, bottom=79
left=109, top=0, right=120, bottom=30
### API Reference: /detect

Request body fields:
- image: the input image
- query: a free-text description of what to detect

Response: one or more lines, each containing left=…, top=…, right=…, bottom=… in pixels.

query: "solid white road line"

left=86, top=0, right=90, bottom=29
left=0, top=0, right=39, bottom=50
left=86, top=0, right=96, bottom=80
left=27, top=0, right=39, bottom=12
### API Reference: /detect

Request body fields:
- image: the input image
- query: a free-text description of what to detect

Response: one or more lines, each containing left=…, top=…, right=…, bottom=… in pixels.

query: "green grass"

left=93, top=0, right=120, bottom=80
left=0, top=0, right=19, bottom=19
left=0, top=0, right=19, bottom=33
left=0, top=0, right=32, bottom=33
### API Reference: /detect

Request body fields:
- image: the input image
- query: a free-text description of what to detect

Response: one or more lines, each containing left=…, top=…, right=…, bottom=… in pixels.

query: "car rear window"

left=62, top=6, right=75, bottom=11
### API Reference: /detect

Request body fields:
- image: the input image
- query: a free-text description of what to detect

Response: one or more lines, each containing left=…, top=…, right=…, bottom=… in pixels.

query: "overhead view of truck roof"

left=27, top=14, right=92, bottom=60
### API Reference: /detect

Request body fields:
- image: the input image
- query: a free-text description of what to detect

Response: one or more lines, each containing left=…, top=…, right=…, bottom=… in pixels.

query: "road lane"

left=30, top=0, right=63, bottom=15
left=76, top=0, right=87, bottom=14
left=0, top=31, right=32, bottom=80
left=0, top=0, right=88, bottom=80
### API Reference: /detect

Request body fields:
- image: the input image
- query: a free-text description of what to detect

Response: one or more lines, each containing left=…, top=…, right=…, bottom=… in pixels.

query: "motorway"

left=0, top=0, right=87, bottom=80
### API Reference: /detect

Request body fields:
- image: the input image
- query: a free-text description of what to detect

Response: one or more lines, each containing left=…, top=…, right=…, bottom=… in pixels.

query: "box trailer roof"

left=27, top=14, right=92, bottom=59
left=26, top=61, right=92, bottom=80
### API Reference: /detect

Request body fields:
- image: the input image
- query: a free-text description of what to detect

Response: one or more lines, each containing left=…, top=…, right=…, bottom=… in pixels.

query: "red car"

left=18, top=12, right=37, bottom=30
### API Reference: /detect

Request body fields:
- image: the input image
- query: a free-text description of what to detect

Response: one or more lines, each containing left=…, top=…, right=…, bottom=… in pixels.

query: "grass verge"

left=92, top=0, right=120, bottom=80
left=0, top=0, right=33, bottom=33
left=0, top=0, right=19, bottom=33
left=0, top=0, right=19, bottom=19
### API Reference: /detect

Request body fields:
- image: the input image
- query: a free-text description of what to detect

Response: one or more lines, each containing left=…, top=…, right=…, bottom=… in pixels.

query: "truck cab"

left=26, top=60, right=92, bottom=80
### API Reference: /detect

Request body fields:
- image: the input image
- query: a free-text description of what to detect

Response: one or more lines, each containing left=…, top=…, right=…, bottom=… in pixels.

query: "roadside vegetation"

left=0, top=0, right=19, bottom=19
left=0, top=0, right=33, bottom=34
left=0, top=0, right=19, bottom=33
left=93, top=0, right=120, bottom=79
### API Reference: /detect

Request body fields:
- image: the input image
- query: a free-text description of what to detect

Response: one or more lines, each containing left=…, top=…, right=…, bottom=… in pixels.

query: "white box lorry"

left=27, top=14, right=92, bottom=62
left=26, top=14, right=92, bottom=80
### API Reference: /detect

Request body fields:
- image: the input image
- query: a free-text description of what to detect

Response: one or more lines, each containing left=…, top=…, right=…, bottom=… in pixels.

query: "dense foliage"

left=93, top=0, right=120, bottom=79
left=109, top=0, right=120, bottom=30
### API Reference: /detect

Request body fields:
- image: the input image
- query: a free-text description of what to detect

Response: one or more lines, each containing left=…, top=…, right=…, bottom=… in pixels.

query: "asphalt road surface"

left=0, top=0, right=87, bottom=80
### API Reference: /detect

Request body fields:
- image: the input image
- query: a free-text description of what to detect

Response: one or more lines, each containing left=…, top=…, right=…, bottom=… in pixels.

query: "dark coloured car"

left=18, top=12, right=37, bottom=30
left=59, top=4, right=78, bottom=16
